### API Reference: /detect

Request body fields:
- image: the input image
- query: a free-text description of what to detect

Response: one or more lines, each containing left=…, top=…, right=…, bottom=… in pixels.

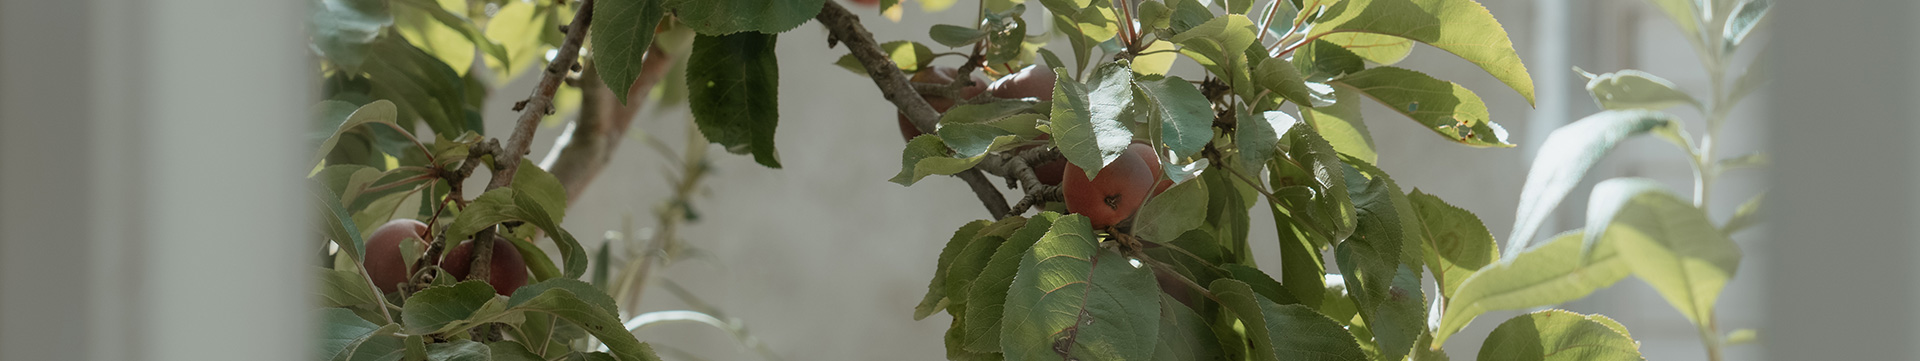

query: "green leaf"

left=1134, top=75, right=1214, bottom=159
left=890, top=135, right=1023, bottom=185
left=930, top=24, right=989, bottom=48
left=1224, top=263, right=1299, bottom=305
left=1052, top=64, right=1137, bottom=179
left=961, top=213, right=1062, bottom=353
left=364, top=35, right=475, bottom=137
left=1293, top=39, right=1364, bottom=81
left=402, top=281, right=501, bottom=334
left=1582, top=178, right=1741, bottom=326
left=426, top=340, right=492, bottom=361
left=1166, top=0, right=1215, bottom=34
left=510, top=288, right=665, bottom=361
left=1171, top=15, right=1259, bottom=97
left=1722, top=0, right=1770, bottom=52
left=1433, top=231, right=1631, bottom=346
left=1237, top=110, right=1298, bottom=173
left=1273, top=208, right=1327, bottom=308
left=309, top=0, right=393, bottom=72
left=489, top=342, right=546, bottom=361
left=508, top=278, right=620, bottom=316
left=310, top=100, right=401, bottom=169
left=916, top=220, right=993, bottom=320
left=1723, top=192, right=1764, bottom=236
left=1212, top=279, right=1368, bottom=361
left=1581, top=68, right=1700, bottom=111
left=440, top=187, right=588, bottom=279
left=944, top=217, right=1028, bottom=314
left=1152, top=294, right=1225, bottom=361
left=1407, top=190, right=1498, bottom=299
left=1134, top=177, right=1210, bottom=243
left=982, top=5, right=1031, bottom=65
left=1323, top=33, right=1415, bottom=65
left=1301, top=87, right=1376, bottom=163
left=1725, top=328, right=1758, bottom=346
left=1254, top=56, right=1322, bottom=107
left=1506, top=110, right=1680, bottom=258
left=663, top=0, right=825, bottom=35
left=1477, top=310, right=1644, bottom=361
left=1334, top=67, right=1511, bottom=147
left=833, top=41, right=935, bottom=75
left=319, top=308, right=404, bottom=361
left=1001, top=214, right=1160, bottom=361
left=313, top=183, right=370, bottom=262
left=508, top=236, right=563, bottom=282
left=319, top=268, right=386, bottom=308
left=1306, top=0, right=1535, bottom=104
left=1335, top=159, right=1427, bottom=361
left=688, top=32, right=783, bottom=168
left=1049, top=2, right=1119, bottom=71
left=592, top=0, right=667, bottom=103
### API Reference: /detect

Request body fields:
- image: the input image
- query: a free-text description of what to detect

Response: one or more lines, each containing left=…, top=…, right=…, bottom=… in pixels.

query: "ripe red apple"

left=1063, top=142, right=1160, bottom=229
left=988, top=65, right=1057, bottom=101
left=362, top=219, right=430, bottom=294
left=442, top=236, right=530, bottom=296
left=897, top=66, right=988, bottom=140
left=1136, top=144, right=1171, bottom=196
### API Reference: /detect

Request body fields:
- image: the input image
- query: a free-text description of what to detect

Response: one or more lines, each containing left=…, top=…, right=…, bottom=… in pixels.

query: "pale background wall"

left=481, top=1, right=1769, bottom=360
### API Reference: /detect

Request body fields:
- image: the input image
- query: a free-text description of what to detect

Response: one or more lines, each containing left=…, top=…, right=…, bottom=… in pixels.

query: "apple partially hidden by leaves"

left=898, top=66, right=987, bottom=140
left=362, top=219, right=429, bottom=294
left=1063, top=142, right=1163, bottom=229
left=988, top=65, right=1057, bottom=101
left=442, top=236, right=531, bottom=296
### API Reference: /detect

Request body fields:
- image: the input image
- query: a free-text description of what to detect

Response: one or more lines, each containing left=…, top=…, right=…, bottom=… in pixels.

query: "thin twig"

left=816, top=1, right=1011, bottom=218
left=469, top=0, right=597, bottom=282
left=541, top=45, right=676, bottom=204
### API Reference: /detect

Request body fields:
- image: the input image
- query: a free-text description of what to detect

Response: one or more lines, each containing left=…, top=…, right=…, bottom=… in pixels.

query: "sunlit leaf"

left=1506, top=110, right=1680, bottom=258
left=1334, top=67, right=1511, bottom=147
left=1407, top=189, right=1497, bottom=300
left=1581, top=68, right=1700, bottom=111
left=1477, top=310, right=1644, bottom=361
left=1582, top=178, right=1740, bottom=326
left=1433, top=231, right=1630, bottom=346
left=1306, top=0, right=1535, bottom=104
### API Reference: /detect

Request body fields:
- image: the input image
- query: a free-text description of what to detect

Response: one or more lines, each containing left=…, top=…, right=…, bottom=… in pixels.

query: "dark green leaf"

left=320, top=268, right=386, bottom=308
left=1506, top=110, right=1680, bottom=257
left=426, top=340, right=492, bottom=361
left=1134, top=75, right=1214, bottom=159
left=1293, top=39, right=1364, bottom=81
left=961, top=213, right=1061, bottom=353
left=319, top=308, right=405, bottom=361
left=943, top=217, right=1028, bottom=314
left=1407, top=190, right=1498, bottom=299
left=1166, top=0, right=1215, bottom=34
left=309, top=0, right=392, bottom=72
left=489, top=342, right=546, bottom=361
left=1433, top=231, right=1630, bottom=346
left=916, top=219, right=992, bottom=320
left=510, top=288, right=665, bottom=361
left=930, top=24, right=989, bottom=48
left=1152, top=294, right=1225, bottom=361
left=1224, top=264, right=1298, bottom=305
left=1171, top=15, right=1258, bottom=97
left=1237, top=110, right=1297, bottom=173
left=1477, top=310, right=1644, bottom=361
left=1212, top=279, right=1368, bottom=361
left=1255, top=56, right=1322, bottom=107
left=1051, top=64, right=1135, bottom=180
left=364, top=35, right=473, bottom=137
left=509, top=278, right=620, bottom=316
left=402, top=281, right=501, bottom=334
left=663, top=0, right=825, bottom=35
left=1134, top=176, right=1210, bottom=243
left=310, top=101, right=401, bottom=169
left=1334, top=67, right=1511, bottom=147
left=1001, top=214, right=1159, bottom=361
left=592, top=0, right=667, bottom=103
left=688, top=32, right=783, bottom=168
left=313, top=184, right=370, bottom=262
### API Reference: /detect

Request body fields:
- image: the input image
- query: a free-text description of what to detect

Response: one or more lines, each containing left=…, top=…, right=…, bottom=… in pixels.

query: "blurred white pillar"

left=1767, top=1, right=1920, bottom=360
left=0, top=0, right=310, bottom=360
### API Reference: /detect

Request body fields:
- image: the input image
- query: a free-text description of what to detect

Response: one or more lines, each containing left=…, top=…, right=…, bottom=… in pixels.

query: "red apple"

left=1135, top=144, right=1171, bottom=195
left=988, top=65, right=1057, bottom=101
left=362, top=219, right=430, bottom=294
left=897, top=66, right=988, bottom=140
left=442, top=236, right=530, bottom=296
left=1063, top=142, right=1159, bottom=229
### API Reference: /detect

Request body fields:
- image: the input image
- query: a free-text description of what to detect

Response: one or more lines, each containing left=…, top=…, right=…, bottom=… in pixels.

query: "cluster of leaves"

left=864, top=0, right=1678, bottom=359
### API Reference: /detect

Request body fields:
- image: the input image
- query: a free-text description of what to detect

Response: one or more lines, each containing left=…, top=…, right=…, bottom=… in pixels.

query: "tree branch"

left=541, top=45, right=676, bottom=204
left=815, top=1, right=1010, bottom=218
left=470, top=0, right=596, bottom=282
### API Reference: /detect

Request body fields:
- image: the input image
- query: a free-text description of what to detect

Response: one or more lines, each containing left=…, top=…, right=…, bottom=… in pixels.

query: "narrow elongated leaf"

left=1134, top=75, right=1214, bottom=159
left=1334, top=67, right=1511, bottom=147
left=1212, top=279, right=1368, bottom=361
left=1001, top=215, right=1160, bottom=361
left=1433, top=231, right=1631, bottom=346
left=592, top=0, right=666, bottom=103
left=1722, top=0, right=1770, bottom=52
left=1583, top=178, right=1741, bottom=326
left=1477, top=310, right=1644, bottom=361
left=962, top=213, right=1062, bottom=353
left=1306, top=0, right=1535, bottom=103
left=1051, top=65, right=1135, bottom=179
left=1506, top=110, right=1679, bottom=258
left=1582, top=69, right=1700, bottom=111
left=663, top=0, right=824, bottom=35
left=1407, top=190, right=1498, bottom=299
left=688, top=32, right=783, bottom=168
